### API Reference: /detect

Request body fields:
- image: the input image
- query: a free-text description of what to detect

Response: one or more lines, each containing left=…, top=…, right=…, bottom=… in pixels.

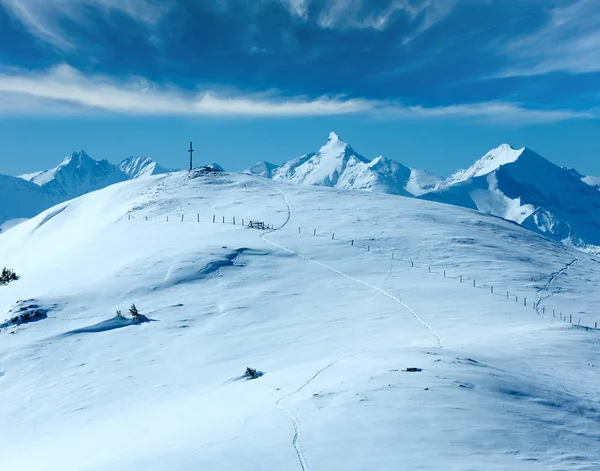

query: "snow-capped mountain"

left=422, top=144, right=600, bottom=252
left=20, top=150, right=126, bottom=201
left=3, top=151, right=173, bottom=232
left=245, top=132, right=441, bottom=197
left=119, top=156, right=171, bottom=179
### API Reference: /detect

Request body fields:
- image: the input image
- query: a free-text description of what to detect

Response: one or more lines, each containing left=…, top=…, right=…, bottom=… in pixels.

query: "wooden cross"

left=188, top=141, right=194, bottom=171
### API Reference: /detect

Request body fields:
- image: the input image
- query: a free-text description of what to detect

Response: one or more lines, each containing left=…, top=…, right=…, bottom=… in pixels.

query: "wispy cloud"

left=0, top=0, right=170, bottom=50
left=500, top=0, right=600, bottom=76
left=0, top=64, right=592, bottom=122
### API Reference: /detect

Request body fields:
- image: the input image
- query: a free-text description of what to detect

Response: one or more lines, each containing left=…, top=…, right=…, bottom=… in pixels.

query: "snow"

left=4, top=151, right=172, bottom=232
left=0, top=171, right=599, bottom=470
left=245, top=161, right=280, bottom=178
left=425, top=146, right=600, bottom=253
left=0, top=173, right=57, bottom=230
left=119, top=156, right=171, bottom=179
left=582, top=175, right=600, bottom=190
left=442, top=144, right=525, bottom=187
left=266, top=132, right=437, bottom=197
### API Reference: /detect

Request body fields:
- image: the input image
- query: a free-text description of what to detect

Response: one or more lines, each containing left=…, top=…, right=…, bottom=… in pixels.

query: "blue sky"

left=0, top=0, right=598, bottom=177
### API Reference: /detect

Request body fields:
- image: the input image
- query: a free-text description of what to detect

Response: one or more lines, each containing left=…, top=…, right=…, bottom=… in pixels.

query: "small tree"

left=245, top=367, right=258, bottom=379
left=116, top=310, right=124, bottom=318
left=129, top=303, right=148, bottom=323
left=129, top=303, right=140, bottom=318
left=0, top=267, right=18, bottom=285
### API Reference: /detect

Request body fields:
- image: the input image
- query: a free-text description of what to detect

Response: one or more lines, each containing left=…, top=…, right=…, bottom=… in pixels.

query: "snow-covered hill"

left=423, top=144, right=600, bottom=253
left=245, top=132, right=441, bottom=196
left=120, top=156, right=172, bottom=179
left=0, top=170, right=599, bottom=470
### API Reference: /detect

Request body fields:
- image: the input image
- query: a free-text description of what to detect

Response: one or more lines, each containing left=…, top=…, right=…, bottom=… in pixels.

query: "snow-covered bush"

left=0, top=267, right=18, bottom=285
left=129, top=303, right=149, bottom=323
left=245, top=367, right=263, bottom=379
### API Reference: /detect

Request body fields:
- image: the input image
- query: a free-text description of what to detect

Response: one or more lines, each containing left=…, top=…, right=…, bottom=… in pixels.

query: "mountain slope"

left=0, top=172, right=599, bottom=470
left=244, top=161, right=279, bottom=178
left=120, top=156, right=172, bottom=179
left=0, top=174, right=58, bottom=232
left=423, top=144, right=600, bottom=252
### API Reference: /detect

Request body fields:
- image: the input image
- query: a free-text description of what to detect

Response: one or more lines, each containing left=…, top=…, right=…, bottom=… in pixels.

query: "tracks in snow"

left=534, top=250, right=579, bottom=320
left=250, top=177, right=442, bottom=471
left=258, top=181, right=443, bottom=349
left=253, top=177, right=443, bottom=470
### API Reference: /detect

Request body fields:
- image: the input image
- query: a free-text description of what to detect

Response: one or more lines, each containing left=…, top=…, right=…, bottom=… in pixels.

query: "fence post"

left=460, top=275, right=462, bottom=283
left=596, top=322, right=598, bottom=329
left=429, top=266, right=431, bottom=273
left=542, top=306, right=545, bottom=314
left=368, top=245, right=370, bottom=252
left=491, top=286, right=493, bottom=294
left=392, top=253, right=394, bottom=260
left=443, top=270, right=446, bottom=278
left=524, top=297, right=527, bottom=307
left=145, top=216, right=148, bottom=221
left=473, top=279, right=476, bottom=288
left=411, top=261, right=414, bottom=268
left=313, top=229, right=316, bottom=236
left=332, top=233, right=335, bottom=240
left=233, top=217, right=236, bottom=225
left=242, top=219, right=244, bottom=226
left=578, top=318, right=581, bottom=325
left=213, top=215, right=215, bottom=223
left=351, top=240, right=354, bottom=246
left=516, top=296, right=518, bottom=303
left=167, top=216, right=169, bottom=222
left=182, top=214, right=184, bottom=222
left=569, top=314, right=572, bottom=323
left=507, top=291, right=509, bottom=299
left=222, top=216, right=225, bottom=223
left=299, top=227, right=301, bottom=234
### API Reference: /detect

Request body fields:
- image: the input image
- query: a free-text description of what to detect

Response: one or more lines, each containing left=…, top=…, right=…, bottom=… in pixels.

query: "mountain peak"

left=445, top=144, right=527, bottom=186
left=119, top=156, right=171, bottom=179
left=328, top=131, right=340, bottom=141
left=61, top=150, right=93, bottom=166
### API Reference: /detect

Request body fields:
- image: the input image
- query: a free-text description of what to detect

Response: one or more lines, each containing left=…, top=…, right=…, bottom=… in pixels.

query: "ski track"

left=255, top=179, right=443, bottom=348
left=250, top=176, right=443, bottom=471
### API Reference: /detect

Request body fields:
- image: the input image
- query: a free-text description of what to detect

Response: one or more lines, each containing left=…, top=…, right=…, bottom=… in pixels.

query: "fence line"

left=299, top=226, right=598, bottom=331
left=127, top=212, right=597, bottom=331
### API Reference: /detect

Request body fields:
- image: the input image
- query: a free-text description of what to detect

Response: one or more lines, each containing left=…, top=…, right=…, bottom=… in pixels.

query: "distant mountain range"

left=245, top=133, right=600, bottom=253
left=1, top=152, right=174, bottom=232
left=2, top=134, right=600, bottom=253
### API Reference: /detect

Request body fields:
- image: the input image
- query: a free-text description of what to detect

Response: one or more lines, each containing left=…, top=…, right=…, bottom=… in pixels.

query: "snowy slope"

left=264, top=132, right=440, bottom=197
left=423, top=144, right=600, bottom=253
left=119, top=156, right=172, bottom=179
left=0, top=173, right=58, bottom=232
left=566, top=168, right=600, bottom=191
left=0, top=171, right=599, bottom=471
